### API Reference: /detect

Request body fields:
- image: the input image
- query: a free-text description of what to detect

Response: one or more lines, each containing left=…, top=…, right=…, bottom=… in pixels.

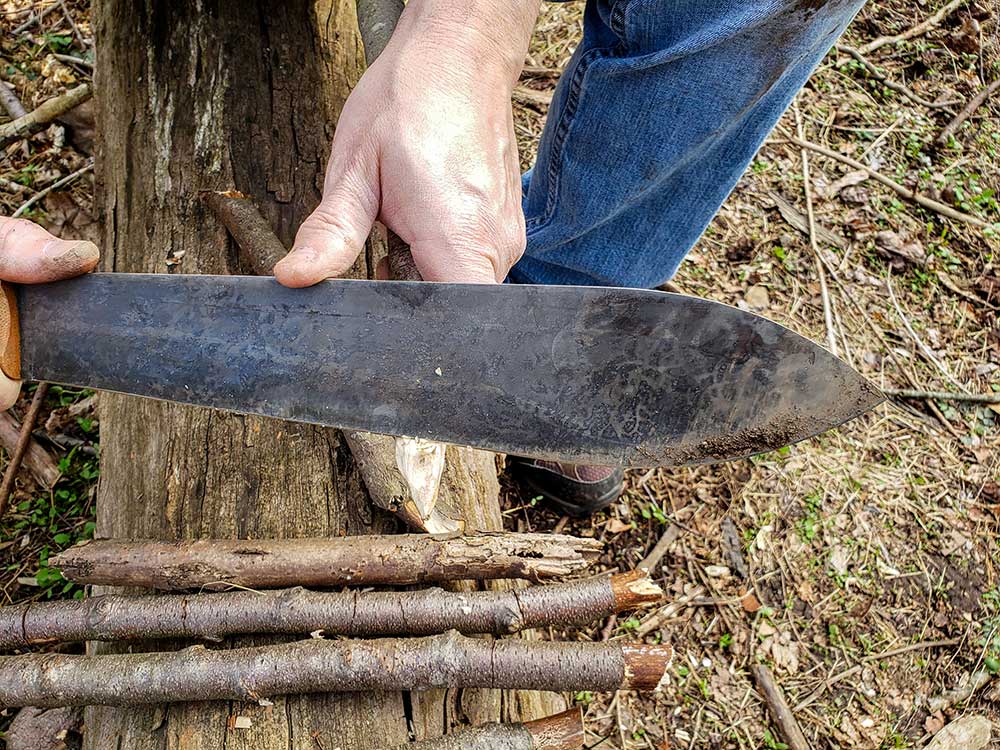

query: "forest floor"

left=2, top=0, right=1000, bottom=749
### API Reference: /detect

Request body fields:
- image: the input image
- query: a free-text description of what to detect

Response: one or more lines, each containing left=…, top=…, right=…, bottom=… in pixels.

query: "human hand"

left=0, top=218, right=100, bottom=408
left=275, top=0, right=540, bottom=286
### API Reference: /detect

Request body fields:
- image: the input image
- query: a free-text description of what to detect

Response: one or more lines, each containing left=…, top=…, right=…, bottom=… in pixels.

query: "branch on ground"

left=0, top=84, right=91, bottom=148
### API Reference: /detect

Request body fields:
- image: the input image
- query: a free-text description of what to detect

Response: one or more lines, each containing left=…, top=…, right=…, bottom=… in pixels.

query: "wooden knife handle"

left=0, top=282, right=21, bottom=381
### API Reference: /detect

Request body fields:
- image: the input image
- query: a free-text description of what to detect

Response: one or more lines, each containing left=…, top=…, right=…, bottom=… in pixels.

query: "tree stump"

left=89, top=1, right=560, bottom=747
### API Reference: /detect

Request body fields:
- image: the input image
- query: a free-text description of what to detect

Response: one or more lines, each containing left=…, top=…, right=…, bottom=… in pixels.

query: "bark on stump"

left=91, top=2, right=559, bottom=747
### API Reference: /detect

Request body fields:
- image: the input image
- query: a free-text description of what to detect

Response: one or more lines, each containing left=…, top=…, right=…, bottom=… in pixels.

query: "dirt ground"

left=2, top=1, right=999, bottom=749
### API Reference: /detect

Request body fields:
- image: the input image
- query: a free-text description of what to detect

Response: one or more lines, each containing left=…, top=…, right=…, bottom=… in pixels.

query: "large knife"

left=1, top=273, right=882, bottom=468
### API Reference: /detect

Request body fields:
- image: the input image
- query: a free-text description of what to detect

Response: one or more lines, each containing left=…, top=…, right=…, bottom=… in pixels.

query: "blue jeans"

left=509, top=0, right=866, bottom=289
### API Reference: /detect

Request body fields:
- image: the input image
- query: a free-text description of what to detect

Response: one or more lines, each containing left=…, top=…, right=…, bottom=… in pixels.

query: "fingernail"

left=42, top=240, right=100, bottom=265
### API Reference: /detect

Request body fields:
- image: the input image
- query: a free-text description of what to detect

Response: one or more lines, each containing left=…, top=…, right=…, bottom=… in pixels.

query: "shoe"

left=508, top=457, right=624, bottom=518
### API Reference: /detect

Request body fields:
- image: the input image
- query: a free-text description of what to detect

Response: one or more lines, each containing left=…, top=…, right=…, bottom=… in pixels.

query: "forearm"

left=392, top=0, right=542, bottom=85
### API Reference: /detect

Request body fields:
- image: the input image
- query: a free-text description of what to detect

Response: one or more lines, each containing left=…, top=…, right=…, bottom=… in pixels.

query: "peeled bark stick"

left=0, top=632, right=673, bottom=707
left=0, top=571, right=661, bottom=648
left=396, top=708, right=584, bottom=750
left=51, top=532, right=602, bottom=590
left=0, top=84, right=91, bottom=147
left=0, top=383, right=51, bottom=519
left=0, top=411, right=60, bottom=489
left=200, top=191, right=287, bottom=274
left=752, top=664, right=811, bottom=750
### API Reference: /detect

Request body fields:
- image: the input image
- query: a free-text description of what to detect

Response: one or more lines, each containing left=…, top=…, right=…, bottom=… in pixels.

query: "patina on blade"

left=15, top=274, right=883, bottom=467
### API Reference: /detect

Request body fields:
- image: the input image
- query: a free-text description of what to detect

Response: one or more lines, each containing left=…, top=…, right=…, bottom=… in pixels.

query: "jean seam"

left=526, top=44, right=621, bottom=233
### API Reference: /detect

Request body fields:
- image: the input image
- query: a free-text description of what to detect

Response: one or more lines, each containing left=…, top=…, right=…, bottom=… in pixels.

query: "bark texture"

left=52, top=533, right=600, bottom=590
left=0, top=632, right=673, bottom=707
left=91, top=1, right=556, bottom=746
left=392, top=708, right=583, bottom=750
left=0, top=572, right=659, bottom=647
left=5, top=706, right=82, bottom=750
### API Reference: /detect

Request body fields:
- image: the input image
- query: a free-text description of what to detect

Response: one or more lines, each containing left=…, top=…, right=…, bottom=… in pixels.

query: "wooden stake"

left=0, top=571, right=661, bottom=648
left=51, top=533, right=603, bottom=590
left=0, top=632, right=673, bottom=707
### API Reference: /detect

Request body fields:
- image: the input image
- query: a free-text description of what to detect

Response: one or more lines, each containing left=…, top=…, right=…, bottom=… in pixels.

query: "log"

left=0, top=411, right=60, bottom=489
left=90, top=1, right=560, bottom=744
left=51, top=533, right=602, bottom=590
left=0, top=84, right=91, bottom=147
left=0, top=632, right=673, bottom=707
left=0, top=571, right=661, bottom=648
left=395, top=708, right=583, bottom=750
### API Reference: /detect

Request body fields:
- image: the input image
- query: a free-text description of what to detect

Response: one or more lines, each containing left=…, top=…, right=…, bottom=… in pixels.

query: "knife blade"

left=7, top=273, right=882, bottom=467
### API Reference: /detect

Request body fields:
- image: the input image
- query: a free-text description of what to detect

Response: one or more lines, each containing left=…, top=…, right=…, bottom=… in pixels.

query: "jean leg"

left=510, top=0, right=866, bottom=288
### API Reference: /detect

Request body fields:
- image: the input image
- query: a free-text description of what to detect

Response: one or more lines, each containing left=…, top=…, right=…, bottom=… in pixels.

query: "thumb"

left=0, top=218, right=100, bottom=284
left=275, top=168, right=379, bottom=288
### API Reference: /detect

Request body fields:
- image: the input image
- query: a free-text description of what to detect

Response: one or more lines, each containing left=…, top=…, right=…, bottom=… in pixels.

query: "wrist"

left=395, top=0, right=541, bottom=86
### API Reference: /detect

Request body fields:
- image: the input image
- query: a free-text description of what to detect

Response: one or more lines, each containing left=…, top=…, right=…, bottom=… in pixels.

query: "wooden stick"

left=0, top=84, right=91, bottom=147
left=397, top=709, right=584, bottom=750
left=51, top=533, right=603, bottom=590
left=936, top=78, right=1000, bottom=146
left=786, top=135, right=988, bottom=228
left=884, top=388, right=1000, bottom=404
left=353, top=0, right=456, bottom=532
left=859, top=0, right=966, bottom=55
left=0, top=81, right=28, bottom=119
left=794, top=103, right=838, bottom=357
left=200, top=189, right=457, bottom=532
left=0, top=632, right=673, bottom=707
left=0, top=571, right=661, bottom=648
left=13, top=2, right=60, bottom=34
left=0, top=383, right=49, bottom=519
left=637, top=524, right=680, bottom=574
left=752, top=664, right=811, bottom=750
left=200, top=191, right=286, bottom=274
left=0, top=411, right=60, bottom=489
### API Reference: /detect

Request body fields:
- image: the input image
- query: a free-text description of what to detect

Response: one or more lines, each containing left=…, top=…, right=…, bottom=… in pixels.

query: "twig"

left=884, top=388, right=1000, bottom=404
left=786, top=135, right=989, bottom=228
left=53, top=53, right=93, bottom=70
left=859, top=0, right=966, bottom=55
left=57, top=0, right=86, bottom=49
left=937, top=77, right=1000, bottom=146
left=0, top=632, right=674, bottom=707
left=0, top=84, right=92, bottom=148
left=794, top=103, right=838, bottom=356
left=0, top=571, right=662, bottom=648
left=0, top=383, right=49, bottom=520
left=11, top=161, right=93, bottom=219
left=0, top=81, right=28, bottom=119
left=51, top=533, right=603, bottom=590
left=751, top=664, right=811, bottom=750
left=863, top=638, right=960, bottom=662
left=636, top=585, right=705, bottom=637
left=0, top=178, right=29, bottom=194
left=395, top=709, right=584, bottom=750
left=0, top=411, right=60, bottom=489
left=637, top=524, right=681, bottom=574
left=13, top=2, right=59, bottom=34
left=836, top=45, right=960, bottom=109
